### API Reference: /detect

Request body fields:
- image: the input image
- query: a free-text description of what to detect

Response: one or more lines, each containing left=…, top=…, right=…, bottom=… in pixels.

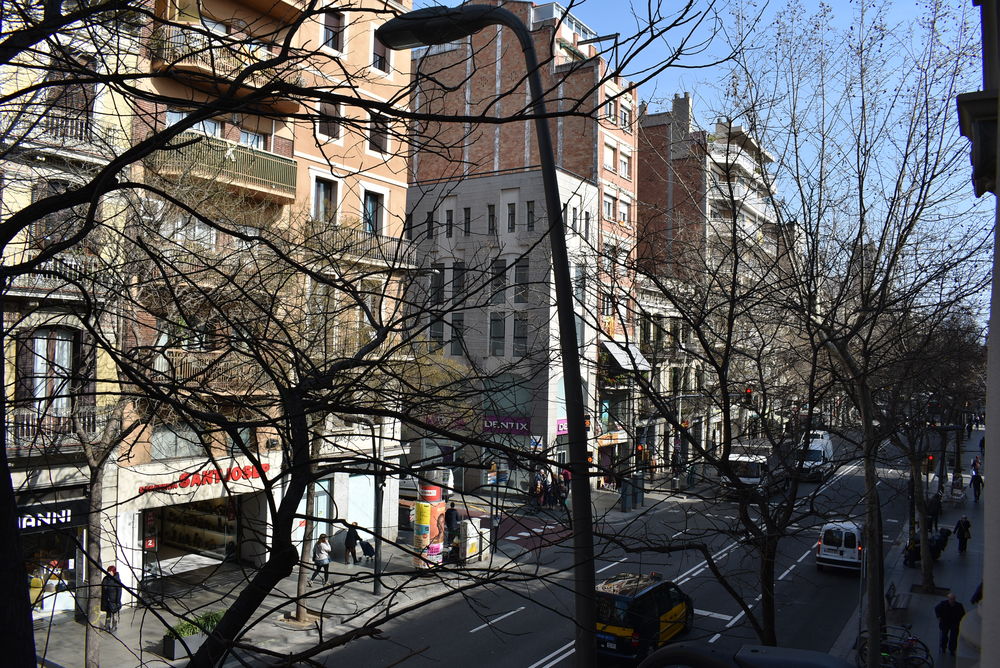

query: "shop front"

left=116, top=456, right=279, bottom=601
left=18, top=493, right=89, bottom=617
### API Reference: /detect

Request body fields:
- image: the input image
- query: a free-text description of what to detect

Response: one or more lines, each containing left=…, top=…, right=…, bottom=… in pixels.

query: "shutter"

left=73, top=329, right=97, bottom=409
left=14, top=331, right=35, bottom=406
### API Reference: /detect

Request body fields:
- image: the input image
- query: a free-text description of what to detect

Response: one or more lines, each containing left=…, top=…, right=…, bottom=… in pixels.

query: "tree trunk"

left=294, top=432, right=324, bottom=620
left=759, top=534, right=779, bottom=646
left=863, top=436, right=886, bottom=668
left=0, top=452, right=37, bottom=665
left=84, top=468, right=104, bottom=668
left=914, top=455, right=935, bottom=592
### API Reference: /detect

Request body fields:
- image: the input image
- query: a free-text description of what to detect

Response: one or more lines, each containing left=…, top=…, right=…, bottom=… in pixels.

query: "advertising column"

left=412, top=483, right=445, bottom=567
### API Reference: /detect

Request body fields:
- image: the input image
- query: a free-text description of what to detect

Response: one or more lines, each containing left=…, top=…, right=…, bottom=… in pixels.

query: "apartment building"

left=636, top=92, right=785, bottom=470
left=406, top=1, right=644, bottom=488
left=4, top=0, right=413, bottom=612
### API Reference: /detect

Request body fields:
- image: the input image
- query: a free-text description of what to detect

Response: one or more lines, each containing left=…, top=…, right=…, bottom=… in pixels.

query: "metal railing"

left=6, top=407, right=106, bottom=458
left=147, top=131, right=297, bottom=198
left=5, top=253, right=103, bottom=296
left=308, top=222, right=418, bottom=268
left=0, top=109, right=127, bottom=155
left=152, top=348, right=267, bottom=392
left=150, top=24, right=304, bottom=90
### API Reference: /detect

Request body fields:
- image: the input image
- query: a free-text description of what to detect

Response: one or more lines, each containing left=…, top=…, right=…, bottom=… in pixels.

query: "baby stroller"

left=359, top=540, right=375, bottom=562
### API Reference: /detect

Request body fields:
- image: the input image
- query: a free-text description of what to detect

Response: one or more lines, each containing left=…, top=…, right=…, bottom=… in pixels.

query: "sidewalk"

left=830, top=429, right=986, bottom=667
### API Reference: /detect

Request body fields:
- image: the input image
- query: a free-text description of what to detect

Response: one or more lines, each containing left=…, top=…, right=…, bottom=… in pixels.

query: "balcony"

left=6, top=407, right=106, bottom=461
left=5, top=253, right=103, bottom=301
left=153, top=348, right=270, bottom=394
left=146, top=131, right=297, bottom=201
left=149, top=24, right=303, bottom=112
left=1, top=109, right=126, bottom=159
left=308, top=223, right=418, bottom=269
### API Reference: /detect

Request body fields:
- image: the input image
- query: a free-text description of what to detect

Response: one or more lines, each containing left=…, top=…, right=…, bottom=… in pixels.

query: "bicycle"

left=855, top=624, right=933, bottom=668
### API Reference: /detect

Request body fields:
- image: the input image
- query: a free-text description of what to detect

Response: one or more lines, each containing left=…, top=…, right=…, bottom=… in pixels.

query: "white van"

left=815, top=521, right=864, bottom=572
left=798, top=431, right=834, bottom=481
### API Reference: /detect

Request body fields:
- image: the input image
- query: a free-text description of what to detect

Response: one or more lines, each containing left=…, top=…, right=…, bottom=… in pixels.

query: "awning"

left=602, top=340, right=651, bottom=372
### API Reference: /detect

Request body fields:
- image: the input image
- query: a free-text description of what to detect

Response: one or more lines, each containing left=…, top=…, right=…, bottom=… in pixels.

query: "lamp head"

left=376, top=5, right=506, bottom=50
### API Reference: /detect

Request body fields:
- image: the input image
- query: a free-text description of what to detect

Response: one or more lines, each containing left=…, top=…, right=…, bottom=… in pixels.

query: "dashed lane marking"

left=709, top=633, right=722, bottom=643
left=527, top=641, right=574, bottom=668
left=597, top=557, right=628, bottom=574
left=695, top=609, right=733, bottom=621
left=469, top=607, right=525, bottom=633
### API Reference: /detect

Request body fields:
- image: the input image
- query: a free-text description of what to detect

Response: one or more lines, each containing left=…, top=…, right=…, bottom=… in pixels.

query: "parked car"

left=815, top=521, right=864, bottom=573
left=595, top=572, right=693, bottom=662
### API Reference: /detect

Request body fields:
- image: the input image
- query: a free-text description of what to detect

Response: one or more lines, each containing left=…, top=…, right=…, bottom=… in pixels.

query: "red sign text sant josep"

left=138, top=463, right=271, bottom=495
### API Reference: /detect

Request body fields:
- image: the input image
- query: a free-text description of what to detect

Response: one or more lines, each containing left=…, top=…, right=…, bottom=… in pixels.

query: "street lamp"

left=377, top=6, right=598, bottom=664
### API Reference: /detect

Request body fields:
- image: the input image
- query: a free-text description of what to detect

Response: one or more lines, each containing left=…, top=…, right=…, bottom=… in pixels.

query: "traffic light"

left=744, top=386, right=754, bottom=405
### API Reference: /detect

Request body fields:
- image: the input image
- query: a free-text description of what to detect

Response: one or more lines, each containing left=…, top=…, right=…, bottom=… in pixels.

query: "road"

left=313, top=436, right=912, bottom=666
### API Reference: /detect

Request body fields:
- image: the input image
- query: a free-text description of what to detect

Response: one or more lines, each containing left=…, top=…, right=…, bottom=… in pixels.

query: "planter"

left=162, top=633, right=207, bottom=660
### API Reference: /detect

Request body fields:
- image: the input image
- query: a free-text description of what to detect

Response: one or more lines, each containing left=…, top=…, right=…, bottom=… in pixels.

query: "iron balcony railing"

left=0, top=109, right=127, bottom=155
left=5, top=253, right=103, bottom=297
left=153, top=348, right=268, bottom=393
left=150, top=23, right=304, bottom=91
left=309, top=222, right=418, bottom=268
left=6, top=407, right=107, bottom=459
left=147, top=131, right=297, bottom=199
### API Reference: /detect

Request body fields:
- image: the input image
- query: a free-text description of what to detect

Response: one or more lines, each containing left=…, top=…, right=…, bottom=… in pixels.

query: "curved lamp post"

left=378, top=6, right=597, bottom=665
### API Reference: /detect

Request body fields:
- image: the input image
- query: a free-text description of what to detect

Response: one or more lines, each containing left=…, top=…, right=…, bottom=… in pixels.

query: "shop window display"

left=24, top=529, right=82, bottom=613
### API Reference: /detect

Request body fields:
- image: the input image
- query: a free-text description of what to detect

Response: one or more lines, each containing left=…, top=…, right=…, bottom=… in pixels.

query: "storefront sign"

left=556, top=416, right=592, bottom=435
left=144, top=537, right=157, bottom=550
left=18, top=499, right=89, bottom=534
left=138, top=463, right=271, bottom=495
left=483, top=415, right=530, bottom=435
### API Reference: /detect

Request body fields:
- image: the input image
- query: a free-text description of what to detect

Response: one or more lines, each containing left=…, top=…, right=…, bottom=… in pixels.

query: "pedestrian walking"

left=309, top=534, right=332, bottom=585
left=971, top=473, right=984, bottom=503
left=100, top=565, right=123, bottom=632
left=934, top=592, right=966, bottom=655
left=926, top=491, right=942, bottom=532
left=344, top=522, right=361, bottom=564
left=954, top=515, right=972, bottom=554
left=971, top=456, right=981, bottom=475
left=445, top=502, right=460, bottom=544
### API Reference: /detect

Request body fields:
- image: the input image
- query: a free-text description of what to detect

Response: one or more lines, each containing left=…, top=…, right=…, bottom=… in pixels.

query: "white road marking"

left=709, top=633, right=722, bottom=643
left=725, top=595, right=762, bottom=628
left=469, top=607, right=525, bottom=633
left=886, top=519, right=900, bottom=523
left=596, top=557, right=628, bottom=574
left=695, top=609, right=733, bottom=621
left=518, top=532, right=532, bottom=537
left=778, top=564, right=795, bottom=580
left=527, top=641, right=574, bottom=668
left=672, top=530, right=686, bottom=538
left=504, top=536, right=521, bottom=542
left=797, top=549, right=812, bottom=563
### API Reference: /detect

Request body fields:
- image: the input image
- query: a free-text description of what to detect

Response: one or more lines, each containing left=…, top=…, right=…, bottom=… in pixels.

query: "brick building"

left=406, top=1, right=645, bottom=488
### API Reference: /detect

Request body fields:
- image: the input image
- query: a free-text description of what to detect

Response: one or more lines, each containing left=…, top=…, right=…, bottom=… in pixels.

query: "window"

left=239, top=129, right=265, bottom=150
left=603, top=195, right=615, bottom=220
left=232, top=225, right=260, bottom=253
left=445, top=209, right=454, bottom=238
left=425, top=211, right=434, bottom=239
left=313, top=177, right=337, bottom=222
left=489, top=313, right=506, bottom=356
left=604, top=144, right=617, bottom=171
left=430, top=263, right=444, bottom=304
left=166, top=109, right=221, bottom=136
left=507, top=202, right=516, bottom=233
left=31, top=179, right=76, bottom=246
left=572, top=207, right=578, bottom=232
left=452, top=262, right=466, bottom=302
left=514, top=259, right=529, bottom=303
left=490, top=259, right=506, bottom=304
left=487, top=204, right=496, bottom=233
left=323, top=11, right=344, bottom=51
left=463, top=207, right=471, bottom=236
left=227, top=427, right=254, bottom=456
left=369, top=114, right=388, bottom=153
left=318, top=102, right=341, bottom=140
left=44, top=53, right=97, bottom=141
left=404, top=213, right=413, bottom=240
left=604, top=98, right=616, bottom=122
left=450, top=313, right=464, bottom=355
left=620, top=106, right=632, bottom=131
left=363, top=190, right=383, bottom=234
left=619, top=201, right=630, bottom=225
left=429, top=318, right=444, bottom=344
left=584, top=211, right=591, bottom=238
left=165, top=214, right=216, bottom=247
left=601, top=292, right=615, bottom=317
left=372, top=34, right=388, bottom=71
left=526, top=201, right=535, bottom=232
left=17, top=328, right=76, bottom=417
left=619, top=152, right=631, bottom=179
left=152, top=423, right=202, bottom=460
left=513, top=313, right=528, bottom=357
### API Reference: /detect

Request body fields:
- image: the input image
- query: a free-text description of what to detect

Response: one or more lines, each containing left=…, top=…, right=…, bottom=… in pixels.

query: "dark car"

left=595, top=572, right=693, bottom=662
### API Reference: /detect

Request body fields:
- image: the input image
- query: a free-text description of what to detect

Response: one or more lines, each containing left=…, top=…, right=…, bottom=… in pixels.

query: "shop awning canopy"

left=602, top=340, right=651, bottom=372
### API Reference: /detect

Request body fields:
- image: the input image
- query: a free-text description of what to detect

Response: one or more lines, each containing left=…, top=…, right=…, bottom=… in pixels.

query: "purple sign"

left=556, top=418, right=568, bottom=435
left=483, top=415, right=531, bottom=435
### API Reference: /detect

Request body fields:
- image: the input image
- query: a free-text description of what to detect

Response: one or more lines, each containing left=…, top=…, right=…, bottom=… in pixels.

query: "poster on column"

left=427, top=500, right=445, bottom=565
left=412, top=501, right=431, bottom=567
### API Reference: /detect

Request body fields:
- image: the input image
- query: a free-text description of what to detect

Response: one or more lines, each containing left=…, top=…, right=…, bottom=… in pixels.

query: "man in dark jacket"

left=934, top=592, right=966, bottom=655
left=970, top=473, right=984, bottom=502
left=444, top=502, right=460, bottom=544
left=954, top=516, right=972, bottom=553
left=101, top=565, right=123, bottom=632
left=344, top=522, right=361, bottom=565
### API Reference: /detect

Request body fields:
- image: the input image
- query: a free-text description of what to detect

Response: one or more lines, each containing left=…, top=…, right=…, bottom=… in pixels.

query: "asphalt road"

left=317, top=435, right=912, bottom=667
